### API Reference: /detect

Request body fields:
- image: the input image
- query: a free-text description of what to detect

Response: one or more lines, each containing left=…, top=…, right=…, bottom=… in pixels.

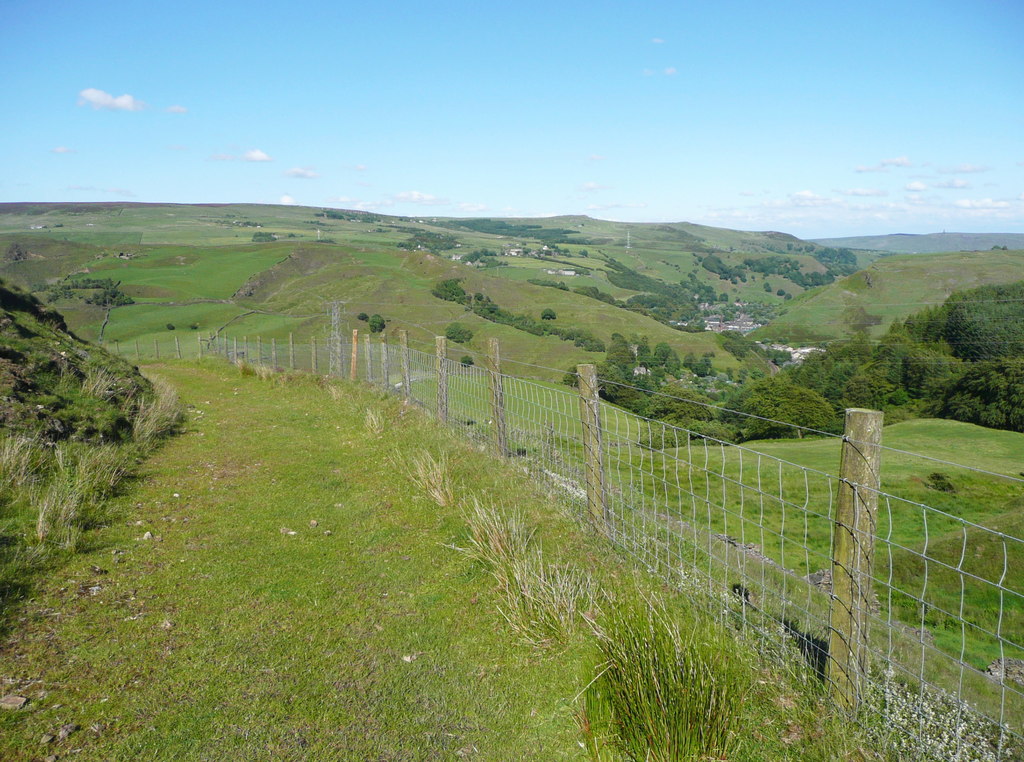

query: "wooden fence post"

left=486, top=338, right=508, bottom=456
left=398, top=329, right=411, bottom=399
left=312, top=336, right=318, bottom=373
left=828, top=408, right=883, bottom=714
left=154, top=338, right=160, bottom=359
left=258, top=336, right=263, bottom=364
left=577, top=364, right=608, bottom=535
left=197, top=333, right=203, bottom=357
left=381, top=333, right=390, bottom=388
left=135, top=339, right=140, bottom=361
left=175, top=335, right=181, bottom=359
left=289, top=333, right=295, bottom=370
left=435, top=336, right=448, bottom=423
left=114, top=340, right=120, bottom=356
left=350, top=329, right=358, bottom=378
left=272, top=337, right=278, bottom=368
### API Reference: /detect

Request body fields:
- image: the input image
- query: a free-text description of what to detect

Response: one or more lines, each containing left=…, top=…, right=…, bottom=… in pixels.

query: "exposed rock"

left=309, top=519, right=319, bottom=528
left=987, top=658, right=1024, bottom=686
left=805, top=568, right=832, bottom=591
left=142, top=531, right=153, bottom=540
left=0, top=695, right=28, bottom=710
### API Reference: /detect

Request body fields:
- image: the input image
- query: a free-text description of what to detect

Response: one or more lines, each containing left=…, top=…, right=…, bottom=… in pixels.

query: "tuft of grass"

left=0, top=435, right=41, bottom=496
left=498, top=554, right=598, bottom=647
left=236, top=359, right=257, bottom=377
left=580, top=595, right=751, bottom=762
left=456, top=499, right=596, bottom=647
left=364, top=408, right=384, bottom=435
left=131, top=377, right=183, bottom=444
left=82, top=366, right=121, bottom=400
left=408, top=449, right=455, bottom=508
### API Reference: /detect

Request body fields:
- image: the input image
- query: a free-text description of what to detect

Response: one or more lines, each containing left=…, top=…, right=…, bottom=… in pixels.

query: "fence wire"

left=157, top=333, right=1023, bottom=761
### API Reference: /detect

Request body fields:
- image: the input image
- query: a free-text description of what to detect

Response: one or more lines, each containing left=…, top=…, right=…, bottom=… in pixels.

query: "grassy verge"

left=1, top=360, right=888, bottom=759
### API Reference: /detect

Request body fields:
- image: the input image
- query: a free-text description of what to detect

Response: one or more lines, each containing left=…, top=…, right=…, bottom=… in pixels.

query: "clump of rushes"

left=579, top=596, right=751, bottom=762
left=131, top=377, right=183, bottom=445
left=364, top=409, right=384, bottom=435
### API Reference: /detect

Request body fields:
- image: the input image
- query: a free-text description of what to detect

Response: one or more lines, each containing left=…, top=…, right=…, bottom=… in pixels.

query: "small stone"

left=161, top=620, right=174, bottom=630
left=309, top=519, right=319, bottom=528
left=57, top=722, right=78, bottom=740
left=44, top=756, right=58, bottom=762
left=40, top=733, right=55, bottom=744
left=1, top=695, right=28, bottom=710
left=90, top=565, right=107, bottom=575
left=142, top=531, right=153, bottom=540
left=323, top=530, right=332, bottom=536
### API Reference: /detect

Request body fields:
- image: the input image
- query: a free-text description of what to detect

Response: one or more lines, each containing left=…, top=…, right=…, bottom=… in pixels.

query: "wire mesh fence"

left=137, top=330, right=1023, bottom=761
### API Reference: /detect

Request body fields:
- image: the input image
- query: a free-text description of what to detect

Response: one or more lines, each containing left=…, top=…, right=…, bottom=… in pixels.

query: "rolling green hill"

left=754, top=250, right=1024, bottom=343
left=811, top=232, right=1024, bottom=254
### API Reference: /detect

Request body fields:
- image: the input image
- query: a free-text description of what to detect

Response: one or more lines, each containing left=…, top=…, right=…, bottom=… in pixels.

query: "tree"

left=460, top=355, right=474, bottom=366
left=368, top=314, right=385, bottom=333
left=166, top=323, right=175, bottom=331
left=445, top=323, right=473, bottom=344
left=541, top=308, right=556, bottom=320
left=357, top=312, right=369, bottom=322
left=738, top=378, right=837, bottom=440
left=432, top=278, right=468, bottom=304
left=939, top=359, right=1024, bottom=433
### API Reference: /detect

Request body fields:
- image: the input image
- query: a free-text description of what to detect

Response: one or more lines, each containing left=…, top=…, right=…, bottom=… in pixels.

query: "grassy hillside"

left=755, top=250, right=1024, bottom=342
left=812, top=232, right=1024, bottom=254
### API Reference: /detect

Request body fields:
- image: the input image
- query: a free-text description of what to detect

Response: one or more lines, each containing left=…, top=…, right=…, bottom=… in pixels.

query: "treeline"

left=440, top=218, right=588, bottom=244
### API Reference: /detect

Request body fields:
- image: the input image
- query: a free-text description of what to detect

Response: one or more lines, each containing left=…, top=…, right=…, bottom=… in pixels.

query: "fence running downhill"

left=139, top=330, right=1022, bottom=761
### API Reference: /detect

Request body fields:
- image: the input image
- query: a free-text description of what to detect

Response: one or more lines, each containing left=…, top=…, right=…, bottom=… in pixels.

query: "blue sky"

left=2, top=0, right=1022, bottom=237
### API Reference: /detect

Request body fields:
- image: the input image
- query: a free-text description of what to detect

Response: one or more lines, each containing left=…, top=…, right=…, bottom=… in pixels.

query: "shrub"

left=166, top=323, right=175, bottom=331
left=445, top=323, right=473, bottom=344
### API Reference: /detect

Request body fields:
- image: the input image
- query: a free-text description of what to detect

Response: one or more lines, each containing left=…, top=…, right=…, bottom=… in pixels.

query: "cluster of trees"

left=397, top=231, right=460, bottom=253
left=46, top=278, right=134, bottom=307
left=251, top=231, right=277, bottom=242
left=431, top=279, right=605, bottom=352
left=440, top=218, right=587, bottom=245
left=356, top=312, right=387, bottom=333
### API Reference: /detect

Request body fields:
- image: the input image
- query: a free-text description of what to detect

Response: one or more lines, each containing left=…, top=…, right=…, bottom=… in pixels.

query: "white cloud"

left=285, top=167, right=319, bottom=178
left=280, top=194, right=296, bottom=205
left=77, top=88, right=145, bottom=111
left=394, top=190, right=448, bottom=205
left=51, top=146, right=74, bottom=154
left=836, top=188, right=887, bottom=197
left=881, top=156, right=911, bottom=168
left=651, top=37, right=664, bottom=43
left=664, top=67, right=677, bottom=75
left=457, top=202, right=488, bottom=213
left=588, top=154, right=606, bottom=161
left=787, top=190, right=833, bottom=207
left=905, top=181, right=928, bottom=191
left=243, top=149, right=272, bottom=162
left=209, top=153, right=235, bottom=161
left=352, top=164, right=368, bottom=171
left=166, top=105, right=188, bottom=114
left=934, top=178, right=971, bottom=189
left=739, top=191, right=755, bottom=197
left=939, top=163, right=989, bottom=174
left=953, top=198, right=1010, bottom=209
left=579, top=181, right=609, bottom=192
left=856, top=156, right=911, bottom=173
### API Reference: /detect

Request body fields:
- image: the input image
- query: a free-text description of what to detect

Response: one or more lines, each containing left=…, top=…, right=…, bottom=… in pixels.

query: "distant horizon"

left=3, top=199, right=1023, bottom=242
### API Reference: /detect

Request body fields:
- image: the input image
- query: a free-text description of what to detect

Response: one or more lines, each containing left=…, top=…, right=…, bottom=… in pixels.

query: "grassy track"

left=0, top=362, right=595, bottom=759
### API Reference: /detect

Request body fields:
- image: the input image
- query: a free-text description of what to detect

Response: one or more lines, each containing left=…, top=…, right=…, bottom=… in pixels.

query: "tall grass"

left=0, top=435, right=41, bottom=496
left=579, top=596, right=751, bottom=762
left=407, top=449, right=455, bottom=508
left=455, top=499, right=597, bottom=647
left=132, top=377, right=183, bottom=444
